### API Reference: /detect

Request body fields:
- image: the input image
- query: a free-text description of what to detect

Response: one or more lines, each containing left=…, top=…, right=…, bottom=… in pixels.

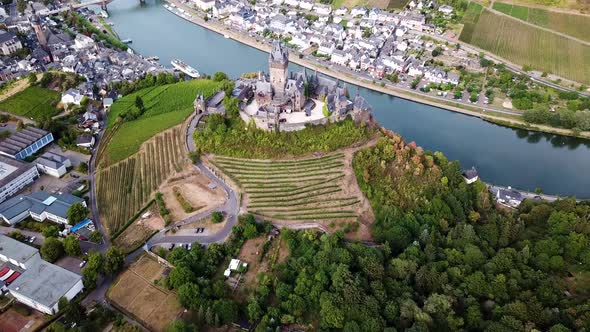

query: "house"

left=35, top=152, right=71, bottom=178
left=351, top=6, right=367, bottom=17
left=224, top=258, right=248, bottom=277
left=0, top=235, right=83, bottom=315
left=496, top=187, right=523, bottom=207
left=299, top=0, right=314, bottom=10
left=76, top=134, right=95, bottom=148
left=0, top=191, right=86, bottom=225
left=317, top=41, right=335, bottom=56
left=438, top=4, right=453, bottom=14
left=193, top=0, right=215, bottom=10
left=462, top=167, right=478, bottom=184
left=61, top=89, right=84, bottom=105
left=330, top=49, right=349, bottom=66
left=0, top=127, right=54, bottom=160
left=73, top=34, right=94, bottom=50
left=0, top=31, right=22, bottom=56
left=102, top=97, right=113, bottom=110
left=335, top=6, right=348, bottom=16
left=315, top=4, right=332, bottom=15
left=0, top=156, right=40, bottom=203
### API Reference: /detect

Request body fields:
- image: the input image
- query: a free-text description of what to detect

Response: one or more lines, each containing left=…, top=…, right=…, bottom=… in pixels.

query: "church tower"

left=31, top=14, right=49, bottom=52
left=269, top=41, right=288, bottom=96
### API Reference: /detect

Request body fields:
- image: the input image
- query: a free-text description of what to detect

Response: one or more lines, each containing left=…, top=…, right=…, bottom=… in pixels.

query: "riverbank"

left=162, top=0, right=590, bottom=140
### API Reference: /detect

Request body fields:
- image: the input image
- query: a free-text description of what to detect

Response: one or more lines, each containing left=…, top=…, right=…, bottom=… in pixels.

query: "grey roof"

left=0, top=155, right=37, bottom=190
left=8, top=256, right=82, bottom=309
left=269, top=41, right=288, bottom=64
left=0, top=31, right=17, bottom=44
left=0, top=127, right=50, bottom=156
left=462, top=167, right=478, bottom=179
left=0, top=192, right=84, bottom=221
left=0, top=234, right=38, bottom=264
left=76, top=134, right=94, bottom=145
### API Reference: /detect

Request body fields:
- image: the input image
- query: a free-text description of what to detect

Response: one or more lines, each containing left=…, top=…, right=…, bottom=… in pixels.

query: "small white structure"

left=103, top=98, right=114, bottom=110
left=438, top=5, right=454, bottom=14
left=462, top=167, right=479, bottom=184
left=224, top=258, right=247, bottom=277
left=35, top=152, right=71, bottom=178
left=61, top=89, right=84, bottom=105
left=73, top=34, right=95, bottom=50
left=76, top=134, right=95, bottom=148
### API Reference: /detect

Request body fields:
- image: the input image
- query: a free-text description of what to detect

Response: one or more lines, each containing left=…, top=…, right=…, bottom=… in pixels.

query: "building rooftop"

left=36, top=151, right=69, bottom=170
left=0, top=155, right=36, bottom=189
left=8, top=255, right=82, bottom=309
left=0, top=127, right=50, bottom=156
left=0, top=234, right=38, bottom=265
left=0, top=192, right=84, bottom=221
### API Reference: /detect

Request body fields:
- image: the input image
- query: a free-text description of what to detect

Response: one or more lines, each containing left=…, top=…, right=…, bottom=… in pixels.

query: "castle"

left=252, top=42, right=371, bottom=119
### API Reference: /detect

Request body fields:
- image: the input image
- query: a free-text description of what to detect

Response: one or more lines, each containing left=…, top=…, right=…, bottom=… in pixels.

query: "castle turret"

left=269, top=41, right=288, bottom=96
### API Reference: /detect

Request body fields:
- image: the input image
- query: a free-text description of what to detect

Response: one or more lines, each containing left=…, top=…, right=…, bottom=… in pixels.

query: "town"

left=0, top=0, right=587, bottom=331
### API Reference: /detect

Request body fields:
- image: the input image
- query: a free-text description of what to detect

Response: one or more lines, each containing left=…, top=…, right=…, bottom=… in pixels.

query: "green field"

left=105, top=79, right=223, bottom=164
left=212, top=154, right=361, bottom=223
left=460, top=9, right=590, bottom=84
left=0, top=86, right=60, bottom=120
left=492, top=2, right=590, bottom=42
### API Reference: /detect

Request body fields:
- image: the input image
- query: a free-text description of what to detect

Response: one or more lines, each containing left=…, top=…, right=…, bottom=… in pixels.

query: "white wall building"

left=0, top=156, right=40, bottom=203
left=35, top=152, right=71, bottom=178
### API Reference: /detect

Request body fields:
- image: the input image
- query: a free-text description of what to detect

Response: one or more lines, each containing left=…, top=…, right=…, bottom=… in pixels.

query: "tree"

left=42, top=225, right=60, bottom=238
left=134, top=95, right=144, bottom=111
left=82, top=251, right=104, bottom=288
left=104, top=247, right=125, bottom=275
left=64, top=235, right=82, bottom=256
left=27, top=72, right=37, bottom=84
left=213, top=71, right=229, bottom=82
left=166, top=320, right=196, bottom=332
left=77, top=161, right=89, bottom=173
left=16, top=0, right=26, bottom=14
left=211, top=211, right=223, bottom=223
left=67, top=202, right=89, bottom=225
left=41, top=237, right=64, bottom=262
left=89, top=230, right=102, bottom=243
left=16, top=120, right=24, bottom=131
left=169, top=266, right=196, bottom=289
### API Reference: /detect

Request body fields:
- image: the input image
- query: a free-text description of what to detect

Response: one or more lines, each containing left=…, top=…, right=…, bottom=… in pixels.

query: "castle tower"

left=269, top=41, right=288, bottom=96
left=31, top=14, right=48, bottom=52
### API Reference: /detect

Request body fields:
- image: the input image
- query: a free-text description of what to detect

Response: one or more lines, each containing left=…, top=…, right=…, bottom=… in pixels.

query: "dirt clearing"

left=160, top=166, right=226, bottom=222
left=113, top=204, right=164, bottom=253
left=108, top=255, right=182, bottom=332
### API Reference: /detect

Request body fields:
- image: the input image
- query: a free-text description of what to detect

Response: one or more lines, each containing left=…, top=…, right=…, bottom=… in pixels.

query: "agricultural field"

left=459, top=9, right=590, bottom=84
left=335, top=0, right=393, bottom=9
left=96, top=125, right=187, bottom=235
left=211, top=152, right=374, bottom=239
left=492, top=2, right=590, bottom=42
left=104, top=79, right=223, bottom=165
left=113, top=203, right=164, bottom=254
left=108, top=255, right=182, bottom=332
left=0, top=86, right=60, bottom=120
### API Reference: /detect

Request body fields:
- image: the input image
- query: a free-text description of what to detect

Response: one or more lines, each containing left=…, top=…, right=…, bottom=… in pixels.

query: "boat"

left=121, top=39, right=133, bottom=44
left=224, top=34, right=230, bottom=39
left=146, top=56, right=160, bottom=61
left=100, top=10, right=109, bottom=18
left=171, top=59, right=200, bottom=78
left=163, top=4, right=170, bottom=9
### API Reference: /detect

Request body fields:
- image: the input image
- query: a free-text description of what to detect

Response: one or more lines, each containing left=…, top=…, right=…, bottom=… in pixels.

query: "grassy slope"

left=460, top=9, right=590, bottom=84
left=492, top=2, right=590, bottom=42
left=105, top=79, right=223, bottom=164
left=0, top=86, right=60, bottom=120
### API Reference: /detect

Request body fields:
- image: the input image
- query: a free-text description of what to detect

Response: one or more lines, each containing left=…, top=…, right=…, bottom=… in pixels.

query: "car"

left=71, top=174, right=79, bottom=178
left=79, top=260, right=87, bottom=268
left=28, top=236, right=35, bottom=243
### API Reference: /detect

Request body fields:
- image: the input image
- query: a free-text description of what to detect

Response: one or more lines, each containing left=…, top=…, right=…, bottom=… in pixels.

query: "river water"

left=104, top=0, right=590, bottom=198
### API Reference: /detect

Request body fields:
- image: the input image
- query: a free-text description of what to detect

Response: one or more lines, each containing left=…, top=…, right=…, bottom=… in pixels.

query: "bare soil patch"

left=0, top=306, right=46, bottom=332
left=167, top=215, right=226, bottom=236
left=114, top=204, right=164, bottom=253
left=160, top=166, right=226, bottom=222
left=108, top=255, right=182, bottom=332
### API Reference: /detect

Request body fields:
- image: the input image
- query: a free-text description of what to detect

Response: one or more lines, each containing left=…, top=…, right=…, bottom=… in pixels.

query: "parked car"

left=28, top=236, right=35, bottom=243
left=79, top=261, right=87, bottom=268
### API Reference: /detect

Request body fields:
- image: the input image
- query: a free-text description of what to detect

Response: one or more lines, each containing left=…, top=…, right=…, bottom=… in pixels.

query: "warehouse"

left=0, top=127, right=54, bottom=160
left=0, top=155, right=40, bottom=203
left=0, top=235, right=83, bottom=315
left=0, top=192, right=85, bottom=225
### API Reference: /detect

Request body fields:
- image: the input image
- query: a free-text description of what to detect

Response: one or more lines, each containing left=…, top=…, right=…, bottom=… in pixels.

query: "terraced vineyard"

left=96, top=125, right=187, bottom=235
left=212, top=154, right=361, bottom=222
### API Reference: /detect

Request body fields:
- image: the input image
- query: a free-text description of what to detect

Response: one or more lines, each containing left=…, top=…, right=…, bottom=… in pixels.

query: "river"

left=104, top=0, right=590, bottom=198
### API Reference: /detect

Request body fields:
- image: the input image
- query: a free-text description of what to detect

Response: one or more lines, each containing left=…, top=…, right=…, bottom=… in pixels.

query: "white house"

left=35, top=152, right=71, bottom=178
left=73, top=34, right=94, bottom=50
left=438, top=5, right=454, bottom=14
left=61, top=89, right=84, bottom=105
left=76, top=134, right=95, bottom=148
left=103, top=97, right=113, bottom=110
left=224, top=258, right=248, bottom=277
left=317, top=41, right=335, bottom=56
left=314, top=4, right=332, bottom=15
left=462, top=167, right=478, bottom=184
left=330, top=49, right=349, bottom=66
left=193, top=0, right=215, bottom=10
left=0, top=156, right=40, bottom=203
left=299, top=0, right=314, bottom=10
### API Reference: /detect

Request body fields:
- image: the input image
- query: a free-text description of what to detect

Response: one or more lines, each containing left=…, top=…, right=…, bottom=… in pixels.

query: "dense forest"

left=161, top=126, right=590, bottom=331
left=238, top=131, right=590, bottom=331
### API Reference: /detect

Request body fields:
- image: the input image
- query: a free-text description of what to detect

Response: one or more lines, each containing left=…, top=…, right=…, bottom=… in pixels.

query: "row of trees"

left=81, top=247, right=125, bottom=288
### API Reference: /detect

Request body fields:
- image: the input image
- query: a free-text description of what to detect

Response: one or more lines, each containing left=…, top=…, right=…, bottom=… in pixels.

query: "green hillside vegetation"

left=0, top=86, right=60, bottom=120
left=193, top=114, right=375, bottom=159
left=459, top=9, right=590, bottom=84
left=104, top=79, right=225, bottom=164
left=492, top=2, right=590, bottom=42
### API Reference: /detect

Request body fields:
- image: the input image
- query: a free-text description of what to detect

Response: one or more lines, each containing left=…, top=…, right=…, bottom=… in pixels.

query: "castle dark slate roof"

left=269, top=41, right=288, bottom=64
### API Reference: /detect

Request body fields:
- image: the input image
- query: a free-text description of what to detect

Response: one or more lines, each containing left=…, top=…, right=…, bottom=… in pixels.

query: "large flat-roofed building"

left=0, top=127, right=54, bottom=160
left=0, top=192, right=85, bottom=225
left=0, top=156, right=40, bottom=203
left=0, top=235, right=83, bottom=315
